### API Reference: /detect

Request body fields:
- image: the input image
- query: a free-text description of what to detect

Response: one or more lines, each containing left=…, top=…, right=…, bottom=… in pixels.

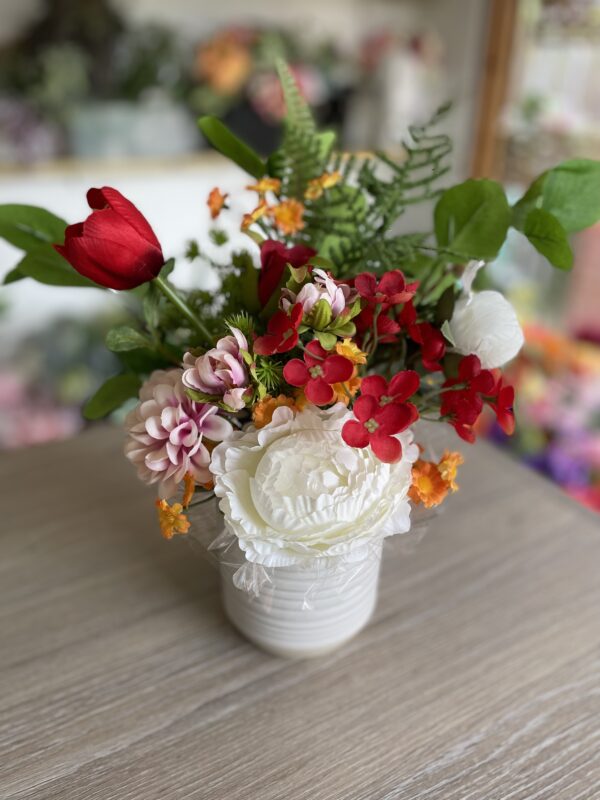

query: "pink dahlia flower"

left=182, top=327, right=249, bottom=411
left=281, top=268, right=357, bottom=319
left=124, top=369, right=233, bottom=497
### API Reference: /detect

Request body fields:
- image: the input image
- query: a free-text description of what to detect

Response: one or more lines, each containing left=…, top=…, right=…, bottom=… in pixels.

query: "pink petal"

left=202, top=413, right=233, bottom=441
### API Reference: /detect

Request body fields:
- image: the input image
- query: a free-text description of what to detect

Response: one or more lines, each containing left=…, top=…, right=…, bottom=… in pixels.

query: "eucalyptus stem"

left=153, top=275, right=212, bottom=346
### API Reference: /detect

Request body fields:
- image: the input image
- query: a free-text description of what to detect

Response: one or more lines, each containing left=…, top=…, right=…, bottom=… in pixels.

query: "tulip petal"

left=87, top=187, right=163, bottom=251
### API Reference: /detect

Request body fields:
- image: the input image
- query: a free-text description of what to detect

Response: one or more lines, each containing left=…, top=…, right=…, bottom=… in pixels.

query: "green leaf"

left=434, top=285, right=456, bottom=326
left=434, top=179, right=511, bottom=261
left=106, top=326, right=151, bottom=352
left=198, top=116, right=266, bottom=179
left=512, top=159, right=600, bottom=234
left=2, top=265, right=24, bottom=284
left=0, top=204, right=67, bottom=251
left=315, top=331, right=338, bottom=350
left=522, top=208, right=574, bottom=270
left=83, top=374, right=141, bottom=420
left=159, top=257, right=175, bottom=279
left=17, top=244, right=102, bottom=288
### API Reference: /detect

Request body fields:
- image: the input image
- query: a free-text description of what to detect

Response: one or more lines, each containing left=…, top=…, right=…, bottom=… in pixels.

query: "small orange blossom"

left=155, top=499, right=190, bottom=540
left=253, top=394, right=298, bottom=428
left=207, top=187, right=228, bottom=219
left=409, top=460, right=449, bottom=508
left=268, top=199, right=305, bottom=235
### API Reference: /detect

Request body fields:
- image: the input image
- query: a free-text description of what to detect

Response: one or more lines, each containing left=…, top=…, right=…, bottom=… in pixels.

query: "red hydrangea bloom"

left=488, top=378, right=515, bottom=435
left=253, top=304, right=303, bottom=356
left=342, top=395, right=417, bottom=463
left=283, top=340, right=354, bottom=405
left=441, top=355, right=499, bottom=442
left=54, top=187, right=164, bottom=290
left=258, top=240, right=316, bottom=307
left=354, top=270, right=418, bottom=309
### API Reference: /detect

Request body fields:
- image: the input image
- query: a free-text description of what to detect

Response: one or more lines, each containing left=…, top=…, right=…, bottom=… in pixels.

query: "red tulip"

left=54, top=187, right=164, bottom=290
left=259, top=240, right=316, bottom=307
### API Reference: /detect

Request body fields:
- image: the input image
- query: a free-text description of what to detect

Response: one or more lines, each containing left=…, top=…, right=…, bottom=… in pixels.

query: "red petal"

left=452, top=421, right=476, bottom=443
left=388, top=370, right=420, bottom=400
left=354, top=272, right=377, bottom=299
left=253, top=334, right=278, bottom=356
left=283, top=359, right=310, bottom=387
left=375, top=402, right=416, bottom=434
left=86, top=187, right=162, bottom=252
left=305, top=377, right=334, bottom=405
left=360, top=374, right=387, bottom=400
left=277, top=330, right=299, bottom=353
left=370, top=431, right=402, bottom=463
left=268, top=310, right=291, bottom=336
left=304, top=339, right=328, bottom=367
left=289, top=303, right=304, bottom=328
left=376, top=315, right=401, bottom=340
left=398, top=299, right=417, bottom=327
left=353, top=394, right=379, bottom=422
left=322, top=355, right=353, bottom=384
left=342, top=420, right=370, bottom=448
left=458, top=354, right=482, bottom=382
left=379, top=270, right=406, bottom=300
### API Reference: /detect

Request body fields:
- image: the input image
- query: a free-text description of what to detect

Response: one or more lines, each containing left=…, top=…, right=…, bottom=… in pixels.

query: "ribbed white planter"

left=220, top=543, right=383, bottom=658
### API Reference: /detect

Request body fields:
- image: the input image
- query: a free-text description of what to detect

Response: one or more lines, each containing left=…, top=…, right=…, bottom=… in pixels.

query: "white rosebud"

left=447, top=290, right=524, bottom=369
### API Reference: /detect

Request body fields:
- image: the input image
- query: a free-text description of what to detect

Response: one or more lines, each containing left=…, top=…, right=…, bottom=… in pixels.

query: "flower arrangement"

left=2, top=62, right=600, bottom=582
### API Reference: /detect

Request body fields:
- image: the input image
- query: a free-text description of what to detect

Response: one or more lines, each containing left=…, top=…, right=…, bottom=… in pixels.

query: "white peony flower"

left=447, top=290, right=524, bottom=369
left=210, top=403, right=419, bottom=567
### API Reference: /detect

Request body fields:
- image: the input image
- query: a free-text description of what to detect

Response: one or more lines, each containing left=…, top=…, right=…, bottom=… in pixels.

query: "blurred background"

left=0, top=0, right=599, bottom=511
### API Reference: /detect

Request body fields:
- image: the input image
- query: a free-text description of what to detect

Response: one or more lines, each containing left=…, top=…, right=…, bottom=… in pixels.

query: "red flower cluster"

left=441, top=355, right=514, bottom=442
left=283, top=340, right=354, bottom=405
left=253, top=303, right=303, bottom=355
left=342, top=371, right=420, bottom=462
left=353, top=270, right=418, bottom=343
left=259, top=240, right=315, bottom=307
left=399, top=300, right=446, bottom=371
left=55, top=187, right=164, bottom=290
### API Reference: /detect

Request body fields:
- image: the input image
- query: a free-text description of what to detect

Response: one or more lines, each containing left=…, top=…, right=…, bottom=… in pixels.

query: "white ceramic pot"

left=220, top=543, right=383, bottom=658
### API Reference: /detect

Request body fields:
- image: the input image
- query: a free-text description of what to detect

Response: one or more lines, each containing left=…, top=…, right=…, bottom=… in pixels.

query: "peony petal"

left=322, top=355, right=353, bottom=384
left=341, top=419, right=369, bottom=448
left=370, top=431, right=402, bottom=463
left=283, top=359, right=310, bottom=387
left=305, top=378, right=334, bottom=405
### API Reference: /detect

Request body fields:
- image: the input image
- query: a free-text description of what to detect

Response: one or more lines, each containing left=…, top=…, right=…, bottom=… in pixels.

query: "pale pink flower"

left=182, top=327, right=249, bottom=411
left=281, top=268, right=357, bottom=319
left=124, top=369, right=233, bottom=497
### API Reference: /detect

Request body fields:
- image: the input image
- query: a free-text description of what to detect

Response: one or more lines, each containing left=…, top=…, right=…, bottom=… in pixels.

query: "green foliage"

left=254, top=357, right=283, bottom=392
left=209, top=228, right=229, bottom=246
left=434, top=179, right=511, bottom=261
left=521, top=208, right=573, bottom=270
left=224, top=310, right=255, bottom=338
left=513, top=159, right=600, bottom=234
left=105, top=326, right=151, bottom=352
left=14, top=244, right=101, bottom=288
left=83, top=373, right=141, bottom=420
left=198, top=116, right=266, bottom=178
left=0, top=204, right=67, bottom=251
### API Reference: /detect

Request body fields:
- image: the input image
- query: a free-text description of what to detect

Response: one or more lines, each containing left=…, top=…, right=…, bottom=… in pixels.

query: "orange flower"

left=305, top=171, right=342, bottom=200
left=241, top=199, right=268, bottom=230
left=207, top=187, right=228, bottom=219
left=268, top=199, right=305, bottom=235
left=246, top=177, right=281, bottom=195
left=331, top=372, right=362, bottom=406
left=409, top=460, right=449, bottom=509
left=437, top=450, right=464, bottom=492
left=335, top=338, right=368, bottom=365
left=155, top=499, right=190, bottom=540
left=294, top=389, right=309, bottom=410
left=195, top=33, right=252, bottom=95
left=253, top=394, right=298, bottom=428
left=182, top=473, right=195, bottom=508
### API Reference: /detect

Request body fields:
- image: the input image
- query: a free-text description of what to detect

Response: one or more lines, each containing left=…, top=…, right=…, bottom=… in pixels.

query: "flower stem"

left=153, top=275, right=212, bottom=346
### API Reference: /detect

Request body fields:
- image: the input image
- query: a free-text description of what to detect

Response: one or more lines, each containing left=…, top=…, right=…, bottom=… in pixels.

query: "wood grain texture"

left=1, top=426, right=599, bottom=799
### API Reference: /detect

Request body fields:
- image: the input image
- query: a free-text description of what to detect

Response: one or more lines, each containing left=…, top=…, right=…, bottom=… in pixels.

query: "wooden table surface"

left=1, top=427, right=599, bottom=799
